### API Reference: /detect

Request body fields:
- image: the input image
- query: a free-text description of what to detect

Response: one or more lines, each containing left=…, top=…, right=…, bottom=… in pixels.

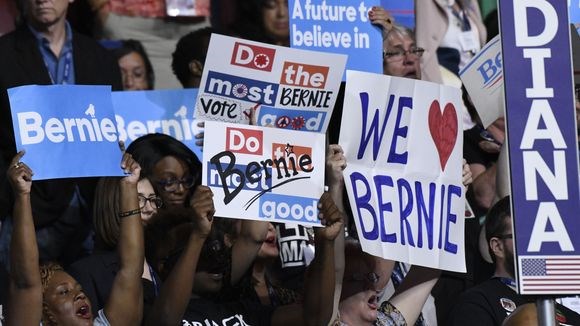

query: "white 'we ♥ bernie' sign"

left=340, top=70, right=466, bottom=273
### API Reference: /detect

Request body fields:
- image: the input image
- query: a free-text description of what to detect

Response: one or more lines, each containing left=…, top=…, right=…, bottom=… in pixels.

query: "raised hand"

left=368, top=6, right=395, bottom=33
left=325, top=144, right=346, bottom=188
left=195, top=121, right=205, bottom=148
left=7, top=151, right=33, bottom=195
left=119, top=141, right=141, bottom=185
left=316, top=192, right=345, bottom=241
left=462, top=158, right=473, bottom=188
left=189, top=185, right=215, bottom=238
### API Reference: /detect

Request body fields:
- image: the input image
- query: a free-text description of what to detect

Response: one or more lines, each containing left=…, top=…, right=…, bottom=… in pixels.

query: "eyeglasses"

left=138, top=195, right=163, bottom=209
left=495, top=233, right=513, bottom=240
left=383, top=47, right=425, bottom=61
left=156, top=176, right=195, bottom=193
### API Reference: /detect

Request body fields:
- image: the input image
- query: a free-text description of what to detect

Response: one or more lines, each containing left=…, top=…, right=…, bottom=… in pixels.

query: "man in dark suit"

left=0, top=0, right=122, bottom=267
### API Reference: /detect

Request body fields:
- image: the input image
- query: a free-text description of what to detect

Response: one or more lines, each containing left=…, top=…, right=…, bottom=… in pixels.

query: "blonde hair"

left=40, top=262, right=65, bottom=325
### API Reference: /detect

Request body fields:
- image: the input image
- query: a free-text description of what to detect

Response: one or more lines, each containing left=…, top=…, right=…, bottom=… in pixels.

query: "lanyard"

left=44, top=51, right=73, bottom=85
left=496, top=277, right=517, bottom=291
left=450, top=6, right=472, bottom=32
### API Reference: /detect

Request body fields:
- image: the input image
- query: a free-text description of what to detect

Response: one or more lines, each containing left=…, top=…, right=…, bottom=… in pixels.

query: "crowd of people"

left=0, top=0, right=578, bottom=325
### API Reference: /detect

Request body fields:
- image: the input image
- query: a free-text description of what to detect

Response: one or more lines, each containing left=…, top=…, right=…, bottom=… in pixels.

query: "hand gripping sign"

left=202, top=121, right=326, bottom=227
left=339, top=70, right=466, bottom=273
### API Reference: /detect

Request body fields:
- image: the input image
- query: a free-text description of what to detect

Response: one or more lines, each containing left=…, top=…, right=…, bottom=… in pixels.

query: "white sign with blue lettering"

left=195, top=34, right=347, bottom=134
left=202, top=121, right=325, bottom=227
left=9, top=85, right=123, bottom=180
left=459, top=35, right=504, bottom=128
left=340, top=70, right=466, bottom=272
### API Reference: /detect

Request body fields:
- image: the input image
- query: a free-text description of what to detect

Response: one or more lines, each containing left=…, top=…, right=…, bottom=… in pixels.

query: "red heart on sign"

left=428, top=100, right=458, bottom=171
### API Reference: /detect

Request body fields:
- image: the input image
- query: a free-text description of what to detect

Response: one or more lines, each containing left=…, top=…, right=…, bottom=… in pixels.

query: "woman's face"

left=339, top=254, right=384, bottom=325
left=138, top=178, right=159, bottom=223
left=119, top=51, right=149, bottom=90
left=382, top=33, right=421, bottom=80
left=152, top=156, right=193, bottom=208
left=263, top=0, right=289, bottom=45
left=43, top=271, right=93, bottom=326
left=257, top=223, right=278, bottom=259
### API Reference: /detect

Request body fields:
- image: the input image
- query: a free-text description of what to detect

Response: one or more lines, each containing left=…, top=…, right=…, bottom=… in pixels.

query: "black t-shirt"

left=448, top=278, right=580, bottom=326
left=182, top=297, right=274, bottom=326
left=448, top=278, right=529, bottom=326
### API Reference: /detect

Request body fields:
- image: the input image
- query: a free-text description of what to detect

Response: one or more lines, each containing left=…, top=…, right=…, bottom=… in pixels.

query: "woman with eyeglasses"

left=125, top=133, right=202, bottom=209
left=67, top=175, right=163, bottom=320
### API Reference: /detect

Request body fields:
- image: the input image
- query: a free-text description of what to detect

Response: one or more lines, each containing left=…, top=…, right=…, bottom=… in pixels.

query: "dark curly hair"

left=172, top=27, right=221, bottom=87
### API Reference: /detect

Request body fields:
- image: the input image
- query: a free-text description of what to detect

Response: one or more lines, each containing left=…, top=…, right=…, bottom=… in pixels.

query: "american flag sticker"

left=518, top=256, right=580, bottom=294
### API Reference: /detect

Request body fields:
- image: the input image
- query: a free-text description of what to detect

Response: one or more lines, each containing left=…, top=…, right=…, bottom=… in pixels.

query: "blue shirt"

left=28, top=22, right=75, bottom=85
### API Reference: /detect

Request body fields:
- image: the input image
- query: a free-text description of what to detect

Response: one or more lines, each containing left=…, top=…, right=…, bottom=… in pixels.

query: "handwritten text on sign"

left=339, top=70, right=466, bottom=272
left=202, top=121, right=326, bottom=226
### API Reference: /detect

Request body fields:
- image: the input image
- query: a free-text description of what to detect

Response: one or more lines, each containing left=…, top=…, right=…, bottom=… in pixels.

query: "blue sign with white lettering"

left=499, top=0, right=580, bottom=295
left=112, top=89, right=203, bottom=161
left=8, top=85, right=123, bottom=180
left=289, top=0, right=382, bottom=79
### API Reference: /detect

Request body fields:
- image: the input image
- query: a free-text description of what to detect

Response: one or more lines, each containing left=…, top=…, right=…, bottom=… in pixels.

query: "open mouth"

left=367, top=294, right=378, bottom=310
left=76, top=304, right=92, bottom=319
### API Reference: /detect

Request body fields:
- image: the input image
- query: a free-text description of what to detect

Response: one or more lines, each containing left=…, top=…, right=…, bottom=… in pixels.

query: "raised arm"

left=146, top=185, right=214, bottom=326
left=272, top=192, right=344, bottom=326
left=6, top=151, right=42, bottom=326
left=104, top=151, right=145, bottom=325
left=386, top=265, right=441, bottom=325
left=230, top=219, right=268, bottom=284
left=325, top=144, right=348, bottom=323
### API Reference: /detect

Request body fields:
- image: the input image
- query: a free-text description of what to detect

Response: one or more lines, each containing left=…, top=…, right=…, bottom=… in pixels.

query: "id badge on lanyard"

left=459, top=30, right=478, bottom=53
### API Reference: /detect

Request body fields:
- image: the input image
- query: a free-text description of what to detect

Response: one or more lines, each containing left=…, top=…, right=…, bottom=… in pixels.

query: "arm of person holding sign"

left=5, top=151, right=42, bottom=326
left=325, top=143, right=349, bottom=323
left=230, top=219, right=269, bottom=284
left=104, top=145, right=145, bottom=326
left=271, top=192, right=345, bottom=326
left=383, top=265, right=441, bottom=325
left=145, top=185, right=215, bottom=326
